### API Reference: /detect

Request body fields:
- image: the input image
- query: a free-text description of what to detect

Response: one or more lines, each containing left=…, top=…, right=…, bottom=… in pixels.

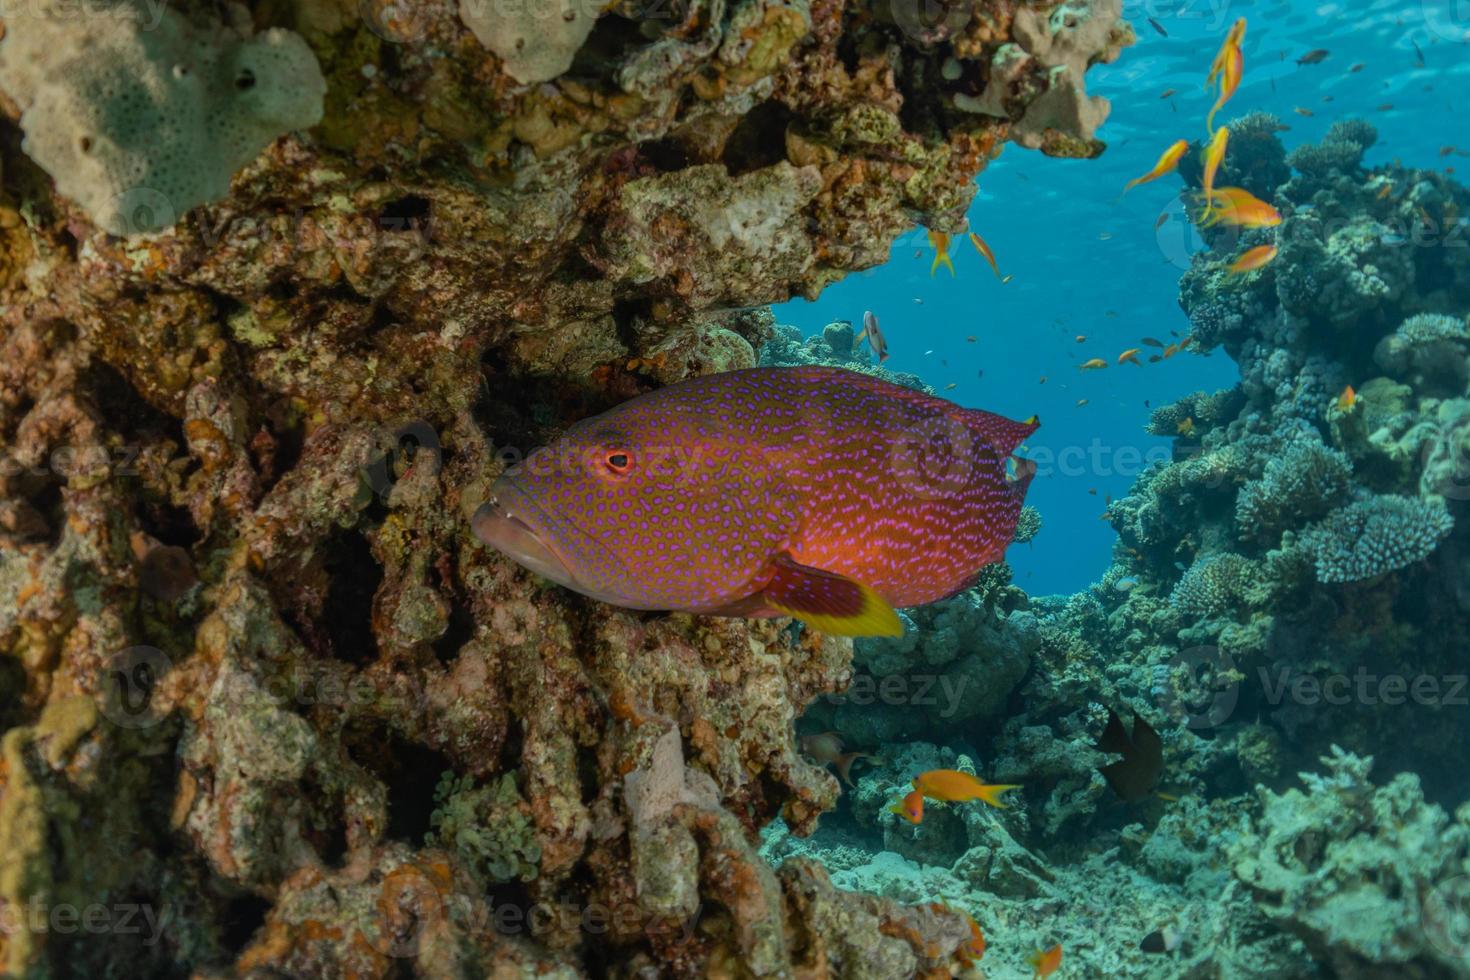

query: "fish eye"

left=594, top=446, right=635, bottom=479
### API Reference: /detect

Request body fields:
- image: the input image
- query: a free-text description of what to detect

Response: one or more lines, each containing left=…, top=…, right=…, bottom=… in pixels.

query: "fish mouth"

left=471, top=477, right=580, bottom=593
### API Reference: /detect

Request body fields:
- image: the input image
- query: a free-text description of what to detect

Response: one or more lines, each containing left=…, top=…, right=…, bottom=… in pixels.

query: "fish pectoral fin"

left=760, top=554, right=903, bottom=638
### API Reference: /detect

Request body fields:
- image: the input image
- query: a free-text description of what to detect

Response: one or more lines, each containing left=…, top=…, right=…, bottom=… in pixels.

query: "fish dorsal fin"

left=760, top=553, right=902, bottom=638
left=959, top=408, right=1040, bottom=456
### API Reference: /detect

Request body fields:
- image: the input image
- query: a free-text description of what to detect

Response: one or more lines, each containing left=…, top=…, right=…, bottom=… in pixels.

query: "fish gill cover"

left=0, top=1, right=1468, bottom=979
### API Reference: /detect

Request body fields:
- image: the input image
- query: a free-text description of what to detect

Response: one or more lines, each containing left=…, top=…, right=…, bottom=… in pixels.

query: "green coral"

left=1297, top=494, right=1454, bottom=583
left=1013, top=505, right=1042, bottom=544
left=427, top=771, right=542, bottom=884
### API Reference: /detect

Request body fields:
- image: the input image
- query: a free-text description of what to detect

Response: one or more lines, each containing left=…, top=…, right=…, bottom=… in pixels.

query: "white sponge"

left=0, top=1, right=325, bottom=236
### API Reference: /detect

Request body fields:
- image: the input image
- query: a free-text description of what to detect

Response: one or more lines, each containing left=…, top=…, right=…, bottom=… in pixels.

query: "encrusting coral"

left=0, top=0, right=1135, bottom=976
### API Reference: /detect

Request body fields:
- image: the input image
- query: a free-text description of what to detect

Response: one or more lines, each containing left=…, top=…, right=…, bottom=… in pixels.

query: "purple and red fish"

left=472, top=366, right=1038, bottom=637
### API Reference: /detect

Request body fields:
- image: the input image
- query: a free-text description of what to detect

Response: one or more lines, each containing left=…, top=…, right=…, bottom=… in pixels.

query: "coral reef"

left=0, top=0, right=326, bottom=234
left=0, top=0, right=1135, bottom=976
left=755, top=119, right=1470, bottom=978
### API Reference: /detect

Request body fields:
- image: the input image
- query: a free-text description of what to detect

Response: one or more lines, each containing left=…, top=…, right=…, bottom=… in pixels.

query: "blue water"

left=773, top=0, right=1467, bottom=596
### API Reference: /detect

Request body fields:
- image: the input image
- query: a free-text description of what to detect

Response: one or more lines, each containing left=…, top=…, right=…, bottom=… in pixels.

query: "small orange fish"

left=912, top=770, right=1019, bottom=808
left=1202, top=127, right=1229, bottom=206
left=1376, top=183, right=1395, bottom=200
left=928, top=230, right=955, bottom=277
left=1227, top=243, right=1278, bottom=274
left=1163, top=343, right=1181, bottom=358
left=1207, top=18, right=1247, bottom=91
left=969, top=232, right=1002, bottom=279
left=890, top=788, right=924, bottom=824
left=1199, top=187, right=1281, bottom=228
left=1029, top=943, right=1063, bottom=978
left=1177, top=417, right=1195, bottom=436
left=1336, top=385, right=1357, bottom=411
left=1118, top=348, right=1142, bottom=366
left=1207, top=43, right=1243, bottom=131
left=1122, top=139, right=1189, bottom=195
left=1079, top=358, right=1108, bottom=370
left=1293, top=106, right=1315, bottom=117
left=962, top=912, right=986, bottom=961
left=1075, top=335, right=1087, bottom=343
left=945, top=382, right=958, bottom=391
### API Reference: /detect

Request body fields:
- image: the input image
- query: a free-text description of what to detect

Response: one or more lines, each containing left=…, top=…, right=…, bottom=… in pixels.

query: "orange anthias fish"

left=1199, top=187, right=1281, bottom=228
left=799, top=732, right=880, bottom=787
left=1029, top=943, right=1063, bottom=978
left=912, top=769, right=1020, bottom=808
left=890, top=788, right=925, bottom=824
left=1079, top=358, right=1108, bottom=371
left=961, top=912, right=986, bottom=962
left=1121, top=139, right=1189, bottom=195
left=1118, top=348, right=1143, bottom=366
left=473, top=366, right=1039, bottom=638
left=1202, top=127, right=1230, bottom=207
left=1227, top=243, right=1278, bottom=274
left=1337, top=385, right=1357, bottom=411
left=968, top=232, right=1002, bottom=279
left=1207, top=18, right=1247, bottom=90
left=1207, top=42, right=1243, bottom=132
left=929, top=230, right=955, bottom=277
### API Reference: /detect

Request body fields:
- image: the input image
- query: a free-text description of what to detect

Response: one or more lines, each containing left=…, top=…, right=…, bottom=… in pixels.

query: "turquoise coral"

left=1297, top=493, right=1454, bottom=583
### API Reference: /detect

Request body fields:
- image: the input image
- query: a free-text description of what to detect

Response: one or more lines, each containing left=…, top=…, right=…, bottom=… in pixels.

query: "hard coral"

left=1297, top=493, right=1455, bottom=583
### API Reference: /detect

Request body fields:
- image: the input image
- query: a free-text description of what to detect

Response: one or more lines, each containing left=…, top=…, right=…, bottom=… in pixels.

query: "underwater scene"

left=0, top=0, right=1468, bottom=977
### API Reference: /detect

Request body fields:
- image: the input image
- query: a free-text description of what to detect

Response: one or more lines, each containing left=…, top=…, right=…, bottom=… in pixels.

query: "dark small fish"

left=1412, top=40, right=1425, bottom=67
left=1159, top=87, right=1177, bottom=99
left=1148, top=354, right=1162, bottom=363
left=1095, top=709, right=1163, bottom=803
left=1141, top=337, right=1165, bottom=348
left=1140, top=927, right=1183, bottom=954
left=1148, top=16, right=1167, bottom=37
left=1297, top=48, right=1329, bottom=65
left=1350, top=62, right=1365, bottom=72
left=1378, top=103, right=1395, bottom=111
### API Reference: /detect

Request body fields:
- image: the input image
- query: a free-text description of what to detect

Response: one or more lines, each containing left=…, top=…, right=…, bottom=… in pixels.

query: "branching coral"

left=1234, top=440, right=1353, bottom=545
left=1231, top=747, right=1470, bottom=976
left=1170, top=553, right=1260, bottom=618
left=1297, top=493, right=1454, bottom=583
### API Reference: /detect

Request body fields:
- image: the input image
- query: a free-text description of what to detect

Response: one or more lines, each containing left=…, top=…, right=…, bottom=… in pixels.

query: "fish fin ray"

left=761, top=553, right=902, bottom=638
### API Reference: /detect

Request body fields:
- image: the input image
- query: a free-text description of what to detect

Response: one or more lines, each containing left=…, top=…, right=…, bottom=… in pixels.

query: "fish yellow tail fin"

left=930, top=252, right=955, bottom=278
left=977, top=783, right=1021, bottom=808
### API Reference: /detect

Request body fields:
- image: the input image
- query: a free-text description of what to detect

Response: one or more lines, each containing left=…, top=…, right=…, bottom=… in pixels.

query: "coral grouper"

left=473, top=366, right=1038, bottom=636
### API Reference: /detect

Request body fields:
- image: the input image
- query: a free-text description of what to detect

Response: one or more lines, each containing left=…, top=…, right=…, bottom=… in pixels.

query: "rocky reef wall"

left=0, top=0, right=1133, bottom=975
